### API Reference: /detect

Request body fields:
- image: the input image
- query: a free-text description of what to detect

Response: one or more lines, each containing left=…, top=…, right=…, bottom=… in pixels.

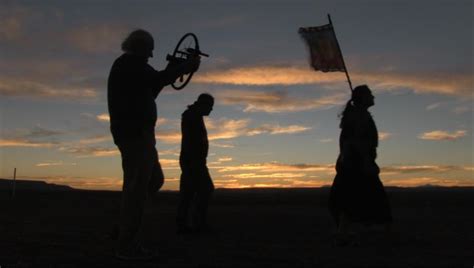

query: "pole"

left=328, top=14, right=353, bottom=91
left=12, top=167, right=16, bottom=199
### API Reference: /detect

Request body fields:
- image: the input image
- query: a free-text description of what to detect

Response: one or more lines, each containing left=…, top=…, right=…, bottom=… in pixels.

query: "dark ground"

left=1, top=186, right=473, bottom=267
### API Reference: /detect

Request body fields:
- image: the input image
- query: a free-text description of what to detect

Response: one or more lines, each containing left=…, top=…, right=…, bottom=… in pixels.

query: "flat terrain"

left=1, top=186, right=473, bottom=267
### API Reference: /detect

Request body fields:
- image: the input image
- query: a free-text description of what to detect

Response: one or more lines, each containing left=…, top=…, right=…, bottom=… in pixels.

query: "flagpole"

left=328, top=14, right=353, bottom=91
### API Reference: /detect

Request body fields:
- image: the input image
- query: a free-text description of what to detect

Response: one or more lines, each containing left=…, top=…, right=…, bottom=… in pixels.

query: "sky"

left=0, top=0, right=472, bottom=190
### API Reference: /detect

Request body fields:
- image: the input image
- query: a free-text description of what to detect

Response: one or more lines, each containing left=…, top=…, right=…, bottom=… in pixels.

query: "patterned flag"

left=299, top=24, right=345, bottom=72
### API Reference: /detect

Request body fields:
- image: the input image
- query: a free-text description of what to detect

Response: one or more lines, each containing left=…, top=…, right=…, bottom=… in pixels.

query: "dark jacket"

left=107, top=53, right=173, bottom=144
left=179, top=105, right=209, bottom=169
left=339, top=106, right=378, bottom=160
left=337, top=106, right=379, bottom=175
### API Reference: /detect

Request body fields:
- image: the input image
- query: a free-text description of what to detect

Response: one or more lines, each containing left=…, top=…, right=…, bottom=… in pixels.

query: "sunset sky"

left=0, top=0, right=472, bottom=190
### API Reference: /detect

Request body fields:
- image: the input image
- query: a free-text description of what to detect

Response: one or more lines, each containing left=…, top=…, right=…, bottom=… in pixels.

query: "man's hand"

left=182, top=55, right=201, bottom=75
left=165, top=55, right=200, bottom=77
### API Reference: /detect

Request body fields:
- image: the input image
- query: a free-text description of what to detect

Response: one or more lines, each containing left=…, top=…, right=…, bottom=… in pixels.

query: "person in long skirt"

left=329, top=85, right=392, bottom=245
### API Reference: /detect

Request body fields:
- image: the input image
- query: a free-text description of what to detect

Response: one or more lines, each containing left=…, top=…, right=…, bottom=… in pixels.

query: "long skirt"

left=329, top=155, right=392, bottom=226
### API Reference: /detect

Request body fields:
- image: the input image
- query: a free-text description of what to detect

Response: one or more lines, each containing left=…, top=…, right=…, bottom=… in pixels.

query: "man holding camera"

left=107, top=29, right=200, bottom=260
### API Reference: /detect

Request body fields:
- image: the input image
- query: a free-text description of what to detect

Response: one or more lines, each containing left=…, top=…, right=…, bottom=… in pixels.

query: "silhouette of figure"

left=176, top=93, right=215, bottom=234
left=329, top=85, right=392, bottom=245
left=107, top=29, right=200, bottom=260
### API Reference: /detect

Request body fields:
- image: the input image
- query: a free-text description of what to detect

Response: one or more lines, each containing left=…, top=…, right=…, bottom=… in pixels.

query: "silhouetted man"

left=177, top=93, right=215, bottom=234
left=108, top=29, right=200, bottom=260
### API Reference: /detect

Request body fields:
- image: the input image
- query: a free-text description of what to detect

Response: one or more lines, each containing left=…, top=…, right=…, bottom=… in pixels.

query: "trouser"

left=116, top=135, right=164, bottom=250
left=177, top=165, right=214, bottom=229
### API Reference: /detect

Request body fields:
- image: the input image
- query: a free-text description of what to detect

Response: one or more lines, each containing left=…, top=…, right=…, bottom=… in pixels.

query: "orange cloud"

left=0, top=77, right=98, bottom=100
left=358, top=71, right=472, bottom=97
left=0, top=138, right=56, bottom=148
left=210, top=142, right=235, bottom=148
left=215, top=162, right=335, bottom=173
left=207, top=119, right=251, bottom=140
left=379, top=132, right=393, bottom=141
left=320, top=138, right=334, bottom=143
left=195, top=65, right=472, bottom=97
left=195, top=66, right=342, bottom=85
left=156, top=130, right=182, bottom=144
left=217, top=90, right=346, bottom=113
left=59, top=146, right=119, bottom=157
left=418, top=130, right=467, bottom=141
left=224, top=173, right=306, bottom=179
left=96, top=113, right=110, bottom=122
left=381, top=165, right=472, bottom=175
left=36, top=161, right=77, bottom=167
left=160, top=158, right=179, bottom=169
left=246, top=124, right=311, bottom=136
left=79, top=135, right=112, bottom=145
left=157, top=118, right=311, bottom=143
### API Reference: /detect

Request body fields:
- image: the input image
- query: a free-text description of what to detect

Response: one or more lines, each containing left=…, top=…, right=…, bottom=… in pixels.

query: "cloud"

left=381, top=165, right=471, bottom=175
left=207, top=118, right=251, bottom=140
left=246, top=124, right=311, bottom=136
left=25, top=126, right=63, bottom=138
left=284, top=179, right=329, bottom=187
left=210, top=141, right=235, bottom=148
left=3, top=126, right=64, bottom=140
left=195, top=66, right=342, bottom=86
left=156, top=129, right=182, bottom=144
left=96, top=114, right=110, bottom=122
left=159, top=148, right=180, bottom=156
left=215, top=162, right=334, bottom=173
left=217, top=90, right=346, bottom=113
left=213, top=177, right=331, bottom=189
left=426, top=102, right=442, bottom=111
left=320, top=138, right=334, bottom=143
left=160, top=158, right=179, bottom=169
left=359, top=71, right=472, bottom=97
left=195, top=65, right=472, bottom=97
left=78, top=135, right=112, bottom=145
left=0, top=77, right=98, bottom=100
left=59, top=146, right=119, bottom=158
left=224, top=173, right=306, bottom=179
left=208, top=119, right=311, bottom=139
left=418, top=130, right=467, bottom=141
left=157, top=118, right=311, bottom=143
left=217, top=157, right=233, bottom=162
left=378, top=132, right=393, bottom=141
left=66, top=24, right=129, bottom=54
left=0, top=126, right=63, bottom=148
left=36, top=161, right=77, bottom=167
left=0, top=138, right=56, bottom=148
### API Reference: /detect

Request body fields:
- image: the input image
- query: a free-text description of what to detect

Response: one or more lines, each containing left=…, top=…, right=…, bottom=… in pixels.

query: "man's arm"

left=152, top=56, right=201, bottom=97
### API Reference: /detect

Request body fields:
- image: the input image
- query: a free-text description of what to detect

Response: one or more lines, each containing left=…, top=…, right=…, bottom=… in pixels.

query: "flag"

left=299, top=24, right=345, bottom=72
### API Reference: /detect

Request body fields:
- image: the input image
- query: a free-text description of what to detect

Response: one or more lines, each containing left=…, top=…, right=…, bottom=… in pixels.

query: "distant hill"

left=0, top=178, right=74, bottom=192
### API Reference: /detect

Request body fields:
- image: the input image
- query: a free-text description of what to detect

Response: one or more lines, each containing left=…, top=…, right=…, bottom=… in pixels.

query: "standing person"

left=177, top=93, right=215, bottom=234
left=108, top=29, right=200, bottom=260
left=329, top=85, right=392, bottom=245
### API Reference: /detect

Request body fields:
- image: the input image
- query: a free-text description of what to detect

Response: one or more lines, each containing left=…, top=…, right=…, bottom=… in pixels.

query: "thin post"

left=328, top=14, right=353, bottom=91
left=12, top=167, right=16, bottom=199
